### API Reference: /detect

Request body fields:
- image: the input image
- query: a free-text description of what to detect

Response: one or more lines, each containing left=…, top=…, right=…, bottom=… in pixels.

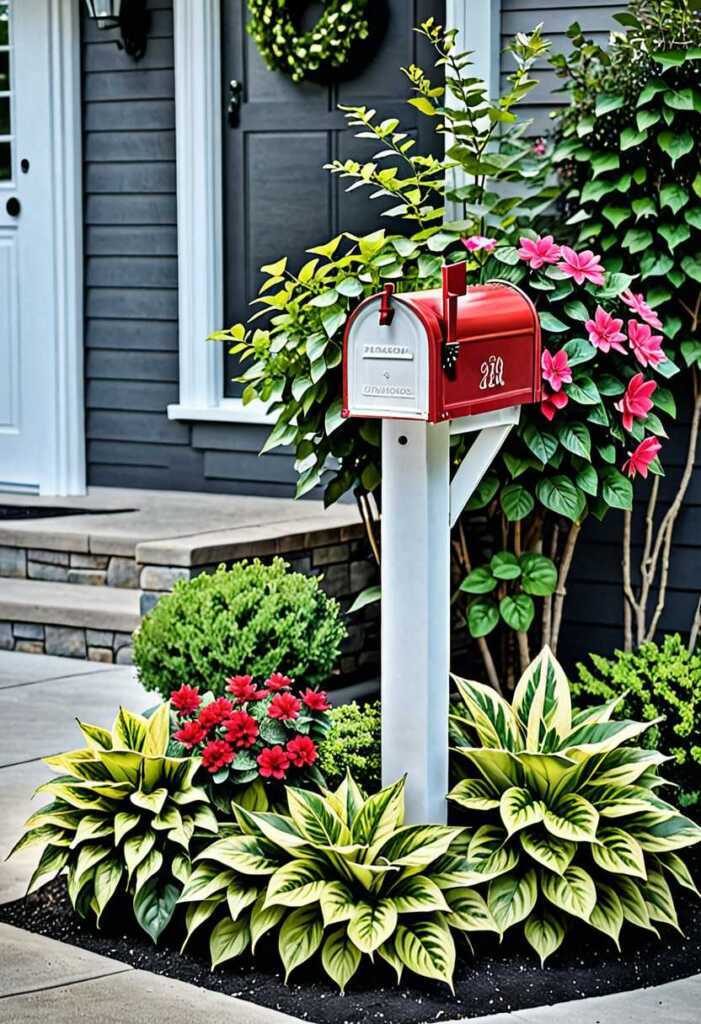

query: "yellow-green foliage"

left=318, top=700, right=381, bottom=792
left=574, top=636, right=701, bottom=805
left=133, top=558, right=346, bottom=700
left=178, top=775, right=469, bottom=991
left=9, top=705, right=218, bottom=942
left=448, top=647, right=701, bottom=964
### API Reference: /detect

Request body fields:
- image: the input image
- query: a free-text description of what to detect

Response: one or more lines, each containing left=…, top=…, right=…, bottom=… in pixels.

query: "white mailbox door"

left=347, top=299, right=429, bottom=420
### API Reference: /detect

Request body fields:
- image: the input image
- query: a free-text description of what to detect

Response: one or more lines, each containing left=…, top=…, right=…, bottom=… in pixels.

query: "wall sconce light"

left=83, top=0, right=150, bottom=61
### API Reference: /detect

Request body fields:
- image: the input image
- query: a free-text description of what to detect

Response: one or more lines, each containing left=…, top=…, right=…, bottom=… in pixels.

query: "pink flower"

left=558, top=246, right=606, bottom=286
left=614, top=372, right=657, bottom=431
left=517, top=235, right=561, bottom=270
left=541, top=349, right=572, bottom=392
left=533, top=139, right=546, bottom=156
left=628, top=319, right=665, bottom=368
left=621, top=290, right=663, bottom=330
left=541, top=388, right=569, bottom=421
left=462, top=235, right=497, bottom=252
left=623, top=437, right=662, bottom=479
left=585, top=306, right=627, bottom=354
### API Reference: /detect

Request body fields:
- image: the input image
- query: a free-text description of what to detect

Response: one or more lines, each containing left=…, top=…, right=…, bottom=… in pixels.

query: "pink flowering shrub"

left=169, top=673, right=332, bottom=813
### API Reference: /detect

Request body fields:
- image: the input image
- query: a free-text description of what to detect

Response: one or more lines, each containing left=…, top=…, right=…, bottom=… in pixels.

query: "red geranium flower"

left=173, top=720, right=205, bottom=750
left=170, top=684, right=202, bottom=717
left=224, top=710, right=259, bottom=749
left=540, top=387, right=569, bottom=422
left=198, top=697, right=234, bottom=731
left=268, top=692, right=302, bottom=720
left=227, top=675, right=264, bottom=701
left=615, top=373, right=657, bottom=431
left=301, top=688, right=331, bottom=712
left=201, top=739, right=234, bottom=773
left=265, top=672, right=293, bottom=692
left=257, top=745, right=289, bottom=780
left=541, top=349, right=572, bottom=392
left=286, top=735, right=318, bottom=768
left=623, top=436, right=662, bottom=479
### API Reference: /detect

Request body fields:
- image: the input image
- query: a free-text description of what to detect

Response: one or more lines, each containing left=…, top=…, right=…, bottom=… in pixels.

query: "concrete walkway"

left=0, top=651, right=698, bottom=1024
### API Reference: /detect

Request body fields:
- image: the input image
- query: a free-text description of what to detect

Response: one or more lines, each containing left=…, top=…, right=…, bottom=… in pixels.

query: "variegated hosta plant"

left=448, top=647, right=701, bottom=964
left=9, top=705, right=218, bottom=942
left=179, top=775, right=468, bottom=991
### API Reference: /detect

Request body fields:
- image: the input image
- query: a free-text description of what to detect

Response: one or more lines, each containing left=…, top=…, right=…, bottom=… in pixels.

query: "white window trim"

left=168, top=1, right=500, bottom=427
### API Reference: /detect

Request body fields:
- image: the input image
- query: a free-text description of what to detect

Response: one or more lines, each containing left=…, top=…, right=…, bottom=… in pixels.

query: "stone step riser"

left=0, top=545, right=140, bottom=589
left=0, top=621, right=135, bottom=664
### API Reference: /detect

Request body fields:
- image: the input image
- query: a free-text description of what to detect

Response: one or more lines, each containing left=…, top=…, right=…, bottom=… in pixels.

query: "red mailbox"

left=342, top=261, right=541, bottom=423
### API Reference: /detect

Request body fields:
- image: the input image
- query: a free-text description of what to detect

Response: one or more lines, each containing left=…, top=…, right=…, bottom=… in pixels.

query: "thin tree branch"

left=622, top=510, right=635, bottom=653
left=551, top=521, right=583, bottom=653
left=541, top=522, right=560, bottom=649
left=458, top=519, right=503, bottom=695
left=689, top=595, right=701, bottom=654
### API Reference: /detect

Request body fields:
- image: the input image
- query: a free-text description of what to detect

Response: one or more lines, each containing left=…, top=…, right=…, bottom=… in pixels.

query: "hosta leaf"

left=444, top=887, right=498, bottom=933
left=513, top=646, right=572, bottom=744
left=321, top=927, right=361, bottom=993
left=123, top=829, right=156, bottom=881
left=279, top=906, right=324, bottom=981
left=448, top=778, right=500, bottom=811
left=134, top=848, right=163, bottom=895
left=197, top=834, right=282, bottom=875
left=630, top=813, right=701, bottom=853
left=265, top=859, right=326, bottom=908
left=133, top=877, right=180, bottom=944
left=319, top=880, right=355, bottom=926
left=210, top=916, right=251, bottom=968
left=389, top=875, right=449, bottom=915
left=613, top=876, right=657, bottom=934
left=592, top=827, right=647, bottom=879
left=284, top=788, right=349, bottom=847
left=543, top=794, right=599, bottom=843
left=27, top=844, right=70, bottom=896
left=226, top=879, right=260, bottom=921
left=114, top=810, right=140, bottom=846
left=352, top=776, right=405, bottom=847
left=500, top=787, right=545, bottom=836
left=524, top=908, right=565, bottom=966
left=181, top=897, right=223, bottom=952
left=563, top=718, right=657, bottom=755
left=249, top=893, right=285, bottom=952
left=348, top=899, right=398, bottom=954
left=377, top=824, right=462, bottom=869
left=112, top=707, right=148, bottom=753
left=394, top=915, right=456, bottom=988
left=130, top=787, right=168, bottom=816
left=456, top=749, right=521, bottom=793
left=93, top=855, right=123, bottom=924
left=588, top=881, right=624, bottom=949
left=520, top=830, right=575, bottom=876
left=541, top=865, right=596, bottom=920
left=641, top=867, right=680, bottom=932
left=590, top=748, right=667, bottom=789
left=452, top=677, right=521, bottom=751
left=488, top=869, right=538, bottom=933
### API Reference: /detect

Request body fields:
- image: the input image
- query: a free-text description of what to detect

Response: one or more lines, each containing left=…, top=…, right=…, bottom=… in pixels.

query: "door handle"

left=6, top=197, right=20, bottom=217
left=228, top=79, right=243, bottom=128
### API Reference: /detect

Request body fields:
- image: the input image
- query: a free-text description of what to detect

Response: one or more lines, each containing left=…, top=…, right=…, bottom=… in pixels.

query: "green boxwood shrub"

left=318, top=700, right=381, bottom=792
left=574, top=635, right=701, bottom=808
left=133, top=559, right=346, bottom=701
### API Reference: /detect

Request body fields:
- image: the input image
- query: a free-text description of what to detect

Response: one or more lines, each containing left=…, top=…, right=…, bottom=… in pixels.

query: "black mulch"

left=1, top=851, right=700, bottom=1024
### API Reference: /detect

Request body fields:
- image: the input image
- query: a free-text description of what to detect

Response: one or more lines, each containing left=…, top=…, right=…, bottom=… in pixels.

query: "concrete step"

left=0, top=577, right=140, bottom=663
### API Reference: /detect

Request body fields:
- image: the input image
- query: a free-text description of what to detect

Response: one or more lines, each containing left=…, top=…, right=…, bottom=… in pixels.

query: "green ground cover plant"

left=448, top=647, right=701, bottom=963
left=133, top=559, right=345, bottom=701
left=178, top=775, right=468, bottom=991
left=574, top=635, right=701, bottom=809
left=318, top=700, right=381, bottom=792
left=9, top=705, right=218, bottom=942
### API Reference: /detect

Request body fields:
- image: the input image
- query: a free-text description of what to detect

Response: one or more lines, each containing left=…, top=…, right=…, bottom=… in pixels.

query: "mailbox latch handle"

left=379, top=283, right=395, bottom=326
left=441, top=261, right=467, bottom=379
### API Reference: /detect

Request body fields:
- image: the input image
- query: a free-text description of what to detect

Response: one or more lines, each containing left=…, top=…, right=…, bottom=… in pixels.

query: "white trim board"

left=169, top=1, right=502, bottom=427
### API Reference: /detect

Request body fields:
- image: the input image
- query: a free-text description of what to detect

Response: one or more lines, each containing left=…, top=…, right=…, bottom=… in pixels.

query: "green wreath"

left=247, top=1, right=370, bottom=83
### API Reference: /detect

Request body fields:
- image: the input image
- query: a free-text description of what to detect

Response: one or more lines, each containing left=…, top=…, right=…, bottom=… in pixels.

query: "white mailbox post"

left=342, top=266, right=540, bottom=823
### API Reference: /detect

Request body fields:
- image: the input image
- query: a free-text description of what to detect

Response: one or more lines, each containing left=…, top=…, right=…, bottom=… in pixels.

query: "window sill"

left=167, top=399, right=276, bottom=426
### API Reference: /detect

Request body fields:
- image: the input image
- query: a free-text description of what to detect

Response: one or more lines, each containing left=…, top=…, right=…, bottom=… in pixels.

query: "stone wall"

left=0, top=545, right=139, bottom=588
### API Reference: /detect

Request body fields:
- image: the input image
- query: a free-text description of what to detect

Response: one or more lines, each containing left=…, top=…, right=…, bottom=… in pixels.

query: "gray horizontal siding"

left=501, top=0, right=625, bottom=136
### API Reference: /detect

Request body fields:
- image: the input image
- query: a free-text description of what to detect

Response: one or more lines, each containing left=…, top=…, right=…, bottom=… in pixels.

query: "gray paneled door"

left=221, top=0, right=445, bottom=397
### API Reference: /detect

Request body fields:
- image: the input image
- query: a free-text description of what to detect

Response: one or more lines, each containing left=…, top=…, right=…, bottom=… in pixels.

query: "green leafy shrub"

left=574, top=635, right=701, bottom=807
left=447, top=647, right=701, bottom=964
left=318, top=700, right=381, bottom=792
left=461, top=552, right=558, bottom=640
left=9, top=705, right=218, bottom=942
left=133, top=559, right=346, bottom=701
left=179, top=775, right=468, bottom=990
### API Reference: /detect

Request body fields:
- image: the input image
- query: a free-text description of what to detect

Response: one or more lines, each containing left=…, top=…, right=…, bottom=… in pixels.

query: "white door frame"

left=0, top=0, right=84, bottom=495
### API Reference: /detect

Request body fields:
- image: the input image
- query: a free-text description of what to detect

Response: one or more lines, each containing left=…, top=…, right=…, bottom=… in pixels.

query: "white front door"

left=0, top=0, right=84, bottom=495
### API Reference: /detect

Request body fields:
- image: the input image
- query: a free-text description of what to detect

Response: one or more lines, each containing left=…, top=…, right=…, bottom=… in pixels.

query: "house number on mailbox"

left=480, top=354, right=505, bottom=391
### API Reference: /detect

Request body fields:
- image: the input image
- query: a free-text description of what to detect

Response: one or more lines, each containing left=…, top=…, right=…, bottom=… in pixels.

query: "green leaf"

left=348, top=899, right=398, bottom=955
left=321, top=927, right=361, bottom=993
left=389, top=875, right=450, bottom=915
left=348, top=585, right=381, bottom=613
left=659, top=222, right=691, bottom=251
left=596, top=93, right=624, bottom=115
left=637, top=79, right=667, bottom=106
left=500, top=595, right=535, bottom=632
left=566, top=376, right=600, bottom=405
left=591, top=153, right=620, bottom=178
left=682, top=257, right=701, bottom=284
left=394, top=916, right=456, bottom=987
left=500, top=483, right=534, bottom=522
left=266, top=859, right=326, bottom=908
left=589, top=881, right=624, bottom=949
left=491, top=552, right=521, bottom=581
left=523, top=424, right=558, bottom=464
left=465, top=473, right=499, bottom=510
left=562, top=338, right=596, bottom=366
left=536, top=476, right=583, bottom=522
left=622, top=228, right=653, bottom=254
left=460, top=567, right=497, bottom=595
left=620, top=126, right=647, bottom=150
left=520, top=831, right=575, bottom=876
left=542, top=866, right=597, bottom=921
left=592, top=827, right=647, bottom=880
left=133, top=878, right=180, bottom=944
left=558, top=422, right=591, bottom=460
left=597, top=375, right=625, bottom=397
left=576, top=464, right=598, bottom=497
left=500, top=787, right=545, bottom=836
left=543, top=794, right=599, bottom=843
left=636, top=108, right=660, bottom=132
left=539, top=312, right=569, bottom=333
left=444, top=887, right=498, bottom=933
left=658, top=130, right=694, bottom=165
left=488, top=869, right=538, bottom=933
left=601, top=466, right=633, bottom=511
left=563, top=300, right=590, bottom=323
left=210, top=916, right=251, bottom=968
left=447, top=778, right=500, bottom=812
left=519, top=553, right=557, bottom=596
left=524, top=908, right=565, bottom=966
left=467, top=599, right=499, bottom=638
left=278, top=906, right=324, bottom=981
left=324, top=397, right=344, bottom=436
left=660, top=184, right=689, bottom=214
